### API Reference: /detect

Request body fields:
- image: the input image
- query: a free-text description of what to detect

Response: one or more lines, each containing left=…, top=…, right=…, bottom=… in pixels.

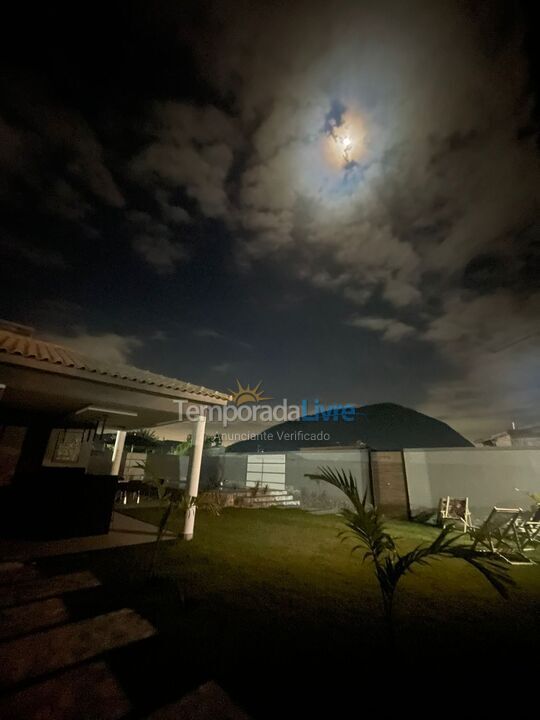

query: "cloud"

left=132, top=234, right=186, bottom=274
left=194, top=328, right=225, bottom=340
left=212, top=362, right=233, bottom=373
left=346, top=315, right=416, bottom=342
left=181, top=0, right=539, bottom=435
left=418, top=290, right=540, bottom=437
left=184, top=1, right=537, bottom=321
left=156, top=191, right=191, bottom=224
left=151, top=330, right=167, bottom=341
left=46, top=110, right=125, bottom=210
left=0, top=235, right=67, bottom=269
left=132, top=102, right=240, bottom=219
left=3, top=1, right=539, bottom=439
left=43, top=331, right=142, bottom=365
left=194, top=327, right=252, bottom=350
left=0, top=102, right=124, bottom=219
left=127, top=210, right=187, bottom=273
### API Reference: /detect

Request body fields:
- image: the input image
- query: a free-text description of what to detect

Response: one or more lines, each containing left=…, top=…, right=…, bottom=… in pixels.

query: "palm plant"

left=306, top=467, right=514, bottom=640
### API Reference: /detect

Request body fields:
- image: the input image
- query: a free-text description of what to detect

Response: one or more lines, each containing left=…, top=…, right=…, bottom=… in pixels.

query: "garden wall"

left=199, top=448, right=370, bottom=507
left=284, top=449, right=370, bottom=508
left=403, top=447, right=540, bottom=520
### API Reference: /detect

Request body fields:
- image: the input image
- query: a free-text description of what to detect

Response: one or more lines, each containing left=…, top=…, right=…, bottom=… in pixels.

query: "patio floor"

left=0, top=512, right=174, bottom=561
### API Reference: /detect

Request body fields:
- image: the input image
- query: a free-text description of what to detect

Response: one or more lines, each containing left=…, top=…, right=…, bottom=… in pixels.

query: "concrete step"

left=0, top=562, right=41, bottom=586
left=0, top=660, right=131, bottom=720
left=240, top=494, right=294, bottom=504
left=227, top=488, right=288, bottom=497
left=0, top=607, right=155, bottom=687
left=237, top=495, right=300, bottom=508
left=148, top=681, right=250, bottom=720
left=0, top=571, right=101, bottom=609
left=0, top=597, right=69, bottom=641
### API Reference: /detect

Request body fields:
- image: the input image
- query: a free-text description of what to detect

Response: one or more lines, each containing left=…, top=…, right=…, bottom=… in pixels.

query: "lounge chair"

left=514, top=510, right=540, bottom=553
left=438, top=496, right=473, bottom=532
left=471, top=507, right=534, bottom=565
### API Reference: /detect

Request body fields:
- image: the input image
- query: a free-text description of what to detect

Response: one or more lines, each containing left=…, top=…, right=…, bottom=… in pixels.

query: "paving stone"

left=0, top=566, right=41, bottom=587
left=0, top=660, right=131, bottom=720
left=0, top=571, right=100, bottom=608
left=0, top=607, right=155, bottom=687
left=0, top=562, right=26, bottom=574
left=148, top=681, right=251, bottom=720
left=0, top=597, right=69, bottom=641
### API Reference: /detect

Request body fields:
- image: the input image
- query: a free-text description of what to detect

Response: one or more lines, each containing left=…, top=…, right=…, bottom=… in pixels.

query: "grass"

left=39, top=507, right=540, bottom=715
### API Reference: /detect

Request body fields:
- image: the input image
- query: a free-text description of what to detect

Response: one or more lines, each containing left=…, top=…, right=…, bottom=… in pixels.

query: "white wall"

left=123, top=451, right=147, bottom=481
left=145, top=453, right=190, bottom=487
left=404, top=448, right=540, bottom=520
left=246, top=454, right=286, bottom=491
left=285, top=449, right=370, bottom=504
left=198, top=448, right=369, bottom=507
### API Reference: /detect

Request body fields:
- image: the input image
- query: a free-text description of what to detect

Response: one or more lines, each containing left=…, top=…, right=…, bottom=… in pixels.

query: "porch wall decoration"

left=52, top=429, right=84, bottom=463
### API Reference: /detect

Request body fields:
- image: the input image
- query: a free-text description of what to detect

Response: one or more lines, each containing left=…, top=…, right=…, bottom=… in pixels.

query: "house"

left=479, top=424, right=540, bottom=449
left=0, top=320, right=229, bottom=483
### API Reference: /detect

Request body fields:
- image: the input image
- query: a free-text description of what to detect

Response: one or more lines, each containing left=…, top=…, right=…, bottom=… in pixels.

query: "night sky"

left=1, top=1, right=539, bottom=440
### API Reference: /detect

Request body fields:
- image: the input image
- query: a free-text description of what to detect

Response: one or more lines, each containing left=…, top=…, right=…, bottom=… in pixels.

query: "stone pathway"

left=0, top=557, right=250, bottom=719
left=0, top=597, right=69, bottom=641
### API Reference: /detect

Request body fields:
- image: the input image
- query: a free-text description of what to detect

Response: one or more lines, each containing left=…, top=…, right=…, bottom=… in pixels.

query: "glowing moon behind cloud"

left=323, top=108, right=366, bottom=170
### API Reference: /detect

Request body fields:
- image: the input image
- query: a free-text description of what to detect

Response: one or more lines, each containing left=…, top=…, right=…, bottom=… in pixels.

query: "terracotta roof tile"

left=0, top=330, right=230, bottom=401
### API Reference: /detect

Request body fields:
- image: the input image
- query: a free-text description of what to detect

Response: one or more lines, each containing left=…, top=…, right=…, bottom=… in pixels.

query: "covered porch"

left=0, top=322, right=230, bottom=543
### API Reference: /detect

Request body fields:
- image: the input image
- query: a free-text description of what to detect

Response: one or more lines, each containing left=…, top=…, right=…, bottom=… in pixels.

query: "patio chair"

left=471, top=507, right=534, bottom=565
left=438, top=496, right=473, bottom=532
left=514, top=510, right=540, bottom=553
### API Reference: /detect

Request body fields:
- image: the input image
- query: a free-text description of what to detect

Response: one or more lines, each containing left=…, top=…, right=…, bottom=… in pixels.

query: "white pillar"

left=111, top=430, right=127, bottom=476
left=182, top=414, right=207, bottom=540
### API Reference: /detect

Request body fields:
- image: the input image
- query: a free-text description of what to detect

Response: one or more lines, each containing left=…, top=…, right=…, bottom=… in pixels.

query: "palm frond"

left=439, top=546, right=515, bottom=599
left=305, top=467, right=365, bottom=513
left=307, top=464, right=515, bottom=630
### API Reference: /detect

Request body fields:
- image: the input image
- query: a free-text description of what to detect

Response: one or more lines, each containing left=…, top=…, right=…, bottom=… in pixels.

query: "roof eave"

left=0, top=354, right=230, bottom=405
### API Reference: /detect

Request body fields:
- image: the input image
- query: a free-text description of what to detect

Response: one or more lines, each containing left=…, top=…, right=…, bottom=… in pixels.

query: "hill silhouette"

left=226, top=402, right=472, bottom=452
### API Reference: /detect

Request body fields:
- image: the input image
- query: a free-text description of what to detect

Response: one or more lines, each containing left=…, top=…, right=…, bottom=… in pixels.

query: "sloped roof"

left=0, top=328, right=230, bottom=402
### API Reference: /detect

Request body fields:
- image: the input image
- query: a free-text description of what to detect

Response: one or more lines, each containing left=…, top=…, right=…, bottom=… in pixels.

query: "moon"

left=323, top=110, right=365, bottom=170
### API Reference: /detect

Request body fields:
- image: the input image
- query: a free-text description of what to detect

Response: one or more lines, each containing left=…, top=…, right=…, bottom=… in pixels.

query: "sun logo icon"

left=228, top=380, right=272, bottom=406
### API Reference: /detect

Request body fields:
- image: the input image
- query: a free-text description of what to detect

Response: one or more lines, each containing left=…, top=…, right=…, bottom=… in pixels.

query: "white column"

left=182, top=414, right=207, bottom=540
left=111, top=430, right=127, bottom=476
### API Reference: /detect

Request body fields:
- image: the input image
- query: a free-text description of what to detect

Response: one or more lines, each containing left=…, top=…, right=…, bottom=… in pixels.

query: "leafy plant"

left=173, top=433, right=223, bottom=456
left=102, top=428, right=161, bottom=452
left=174, top=438, right=194, bottom=456
left=306, top=467, right=514, bottom=640
left=136, top=461, right=221, bottom=574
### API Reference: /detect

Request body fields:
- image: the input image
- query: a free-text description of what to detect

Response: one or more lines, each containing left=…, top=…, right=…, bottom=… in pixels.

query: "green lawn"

left=41, top=507, right=540, bottom=715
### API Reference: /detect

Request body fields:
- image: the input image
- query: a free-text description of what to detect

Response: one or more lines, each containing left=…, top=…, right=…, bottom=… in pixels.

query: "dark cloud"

left=0, top=235, right=67, bottom=269
left=0, top=98, right=124, bottom=219
left=1, top=0, right=539, bottom=436
left=127, top=211, right=187, bottom=274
